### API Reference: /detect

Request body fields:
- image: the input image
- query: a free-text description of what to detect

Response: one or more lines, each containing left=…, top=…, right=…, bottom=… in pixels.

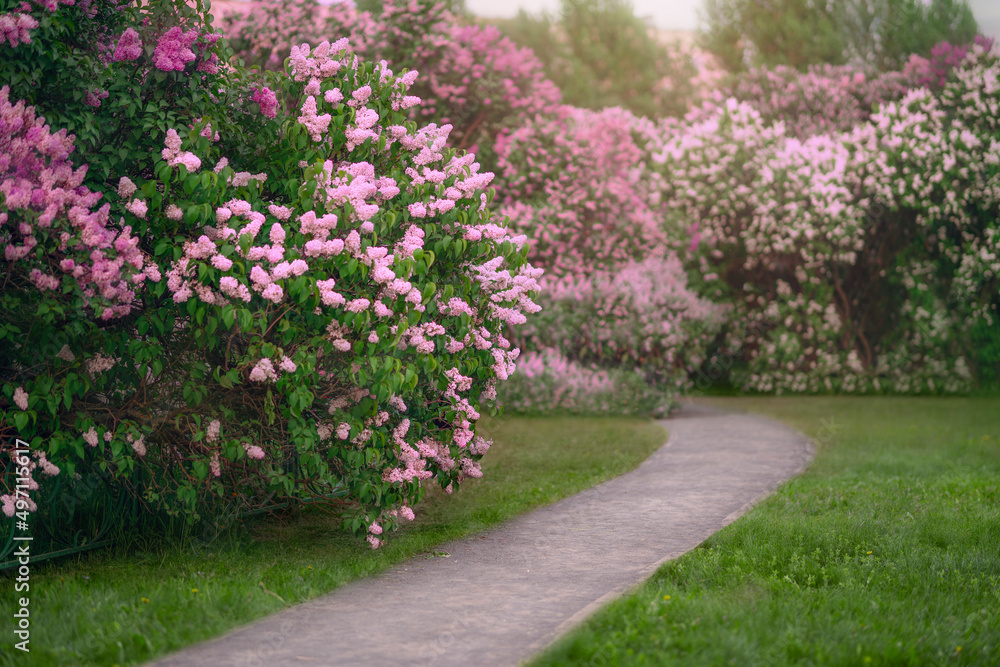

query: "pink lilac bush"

left=0, top=86, right=151, bottom=320
left=0, top=0, right=73, bottom=47
left=152, top=26, right=199, bottom=72
left=904, top=35, right=995, bottom=89
left=499, top=348, right=674, bottom=416
left=496, top=105, right=667, bottom=279
left=511, top=256, right=727, bottom=389
left=723, top=62, right=916, bottom=138
left=251, top=86, right=279, bottom=119
left=0, top=11, right=38, bottom=46
left=221, top=0, right=560, bottom=156
left=2, top=10, right=540, bottom=541
left=112, top=26, right=143, bottom=62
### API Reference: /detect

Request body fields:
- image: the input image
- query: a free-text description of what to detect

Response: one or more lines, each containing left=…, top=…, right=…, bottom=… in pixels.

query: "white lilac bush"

left=0, top=0, right=540, bottom=543
left=652, top=41, right=1000, bottom=393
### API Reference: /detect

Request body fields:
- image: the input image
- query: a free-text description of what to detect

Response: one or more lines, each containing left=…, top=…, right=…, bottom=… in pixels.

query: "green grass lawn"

left=0, top=415, right=667, bottom=667
left=535, top=397, right=1000, bottom=667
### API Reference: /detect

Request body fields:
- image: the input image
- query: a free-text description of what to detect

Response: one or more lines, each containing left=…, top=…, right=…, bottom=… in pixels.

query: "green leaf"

left=13, top=412, right=31, bottom=432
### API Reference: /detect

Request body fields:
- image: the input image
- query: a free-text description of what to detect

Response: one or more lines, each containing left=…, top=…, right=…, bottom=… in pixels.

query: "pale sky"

left=466, top=0, right=999, bottom=36
left=467, top=0, right=699, bottom=29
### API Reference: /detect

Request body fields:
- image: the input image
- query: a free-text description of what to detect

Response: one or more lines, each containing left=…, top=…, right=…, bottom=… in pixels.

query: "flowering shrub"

left=651, top=40, right=1000, bottom=393
left=498, top=348, right=674, bottom=416
left=903, top=35, right=995, bottom=88
left=510, top=256, right=727, bottom=388
left=723, top=63, right=916, bottom=138
left=1, top=1, right=540, bottom=543
left=493, top=106, right=725, bottom=412
left=222, top=0, right=560, bottom=159
left=496, top=105, right=668, bottom=278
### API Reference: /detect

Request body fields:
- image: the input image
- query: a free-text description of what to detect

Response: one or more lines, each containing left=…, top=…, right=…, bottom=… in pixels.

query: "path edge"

left=520, top=410, right=816, bottom=664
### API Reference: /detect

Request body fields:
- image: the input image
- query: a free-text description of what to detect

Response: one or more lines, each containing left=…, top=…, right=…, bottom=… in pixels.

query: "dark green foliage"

left=970, top=319, right=1000, bottom=388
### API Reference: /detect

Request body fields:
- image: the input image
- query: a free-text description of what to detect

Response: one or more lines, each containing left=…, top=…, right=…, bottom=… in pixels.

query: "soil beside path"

left=150, top=403, right=814, bottom=667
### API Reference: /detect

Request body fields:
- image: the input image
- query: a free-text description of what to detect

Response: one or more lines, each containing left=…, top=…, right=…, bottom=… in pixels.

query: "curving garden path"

left=149, top=403, right=814, bottom=667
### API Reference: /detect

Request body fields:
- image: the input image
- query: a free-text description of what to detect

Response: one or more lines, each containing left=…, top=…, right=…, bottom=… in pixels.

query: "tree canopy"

left=701, top=0, right=980, bottom=71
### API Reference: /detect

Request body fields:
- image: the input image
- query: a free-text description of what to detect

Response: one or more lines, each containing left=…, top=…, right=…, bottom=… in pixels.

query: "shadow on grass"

left=0, top=415, right=667, bottom=667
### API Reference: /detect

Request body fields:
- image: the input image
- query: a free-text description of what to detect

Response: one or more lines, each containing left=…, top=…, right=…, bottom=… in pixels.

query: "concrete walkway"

left=150, top=404, right=813, bottom=667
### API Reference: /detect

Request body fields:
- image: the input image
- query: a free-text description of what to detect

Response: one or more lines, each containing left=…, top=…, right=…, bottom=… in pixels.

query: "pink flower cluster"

left=497, top=105, right=666, bottom=279
left=152, top=26, right=199, bottom=71
left=161, top=128, right=201, bottom=171
left=151, top=26, right=220, bottom=73
left=13, top=386, right=28, bottom=410
left=0, top=11, right=38, bottom=47
left=0, top=442, right=60, bottom=518
left=252, top=86, right=279, bottom=119
left=243, top=443, right=265, bottom=460
left=113, top=27, right=143, bottom=62
left=248, top=355, right=297, bottom=382
left=83, top=88, right=109, bottom=108
left=1, top=86, right=156, bottom=319
left=0, top=0, right=73, bottom=48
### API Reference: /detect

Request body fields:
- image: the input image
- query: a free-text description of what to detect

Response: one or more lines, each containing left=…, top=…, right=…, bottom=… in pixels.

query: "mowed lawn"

left=535, top=397, right=1000, bottom=666
left=0, top=415, right=667, bottom=667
